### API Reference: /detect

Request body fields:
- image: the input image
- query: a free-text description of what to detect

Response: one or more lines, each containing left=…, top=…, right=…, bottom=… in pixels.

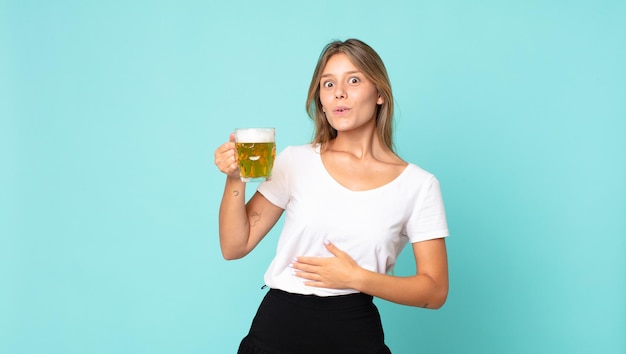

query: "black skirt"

left=238, top=288, right=392, bottom=354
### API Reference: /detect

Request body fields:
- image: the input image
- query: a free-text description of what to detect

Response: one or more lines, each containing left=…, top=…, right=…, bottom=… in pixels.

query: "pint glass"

left=234, top=128, right=276, bottom=182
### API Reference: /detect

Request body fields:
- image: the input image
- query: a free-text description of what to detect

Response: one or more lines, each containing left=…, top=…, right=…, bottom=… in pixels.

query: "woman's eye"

left=323, top=81, right=334, bottom=88
left=349, top=77, right=360, bottom=84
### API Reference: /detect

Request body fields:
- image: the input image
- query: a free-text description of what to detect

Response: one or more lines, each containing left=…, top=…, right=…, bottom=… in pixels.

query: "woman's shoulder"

left=402, top=162, right=438, bottom=184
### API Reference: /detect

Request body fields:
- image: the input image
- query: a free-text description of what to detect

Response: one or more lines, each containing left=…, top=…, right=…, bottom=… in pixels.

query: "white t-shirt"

left=257, top=144, right=449, bottom=296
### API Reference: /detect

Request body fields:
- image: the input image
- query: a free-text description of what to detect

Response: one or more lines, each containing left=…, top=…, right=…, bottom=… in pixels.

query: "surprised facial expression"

left=319, top=53, right=384, bottom=134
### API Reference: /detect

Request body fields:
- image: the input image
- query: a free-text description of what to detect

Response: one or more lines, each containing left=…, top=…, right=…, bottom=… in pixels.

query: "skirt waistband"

left=268, top=288, right=373, bottom=310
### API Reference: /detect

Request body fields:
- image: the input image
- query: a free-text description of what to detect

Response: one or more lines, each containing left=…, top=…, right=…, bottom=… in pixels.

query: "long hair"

left=306, top=38, right=395, bottom=151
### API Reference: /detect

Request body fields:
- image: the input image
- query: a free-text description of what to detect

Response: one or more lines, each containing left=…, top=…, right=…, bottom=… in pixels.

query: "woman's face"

left=319, top=53, right=383, bottom=134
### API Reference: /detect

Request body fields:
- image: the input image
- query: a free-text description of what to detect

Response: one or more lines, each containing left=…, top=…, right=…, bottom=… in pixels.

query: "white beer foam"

left=235, top=128, right=275, bottom=142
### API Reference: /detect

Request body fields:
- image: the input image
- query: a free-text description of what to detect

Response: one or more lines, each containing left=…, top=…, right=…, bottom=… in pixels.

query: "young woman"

left=214, top=38, right=449, bottom=354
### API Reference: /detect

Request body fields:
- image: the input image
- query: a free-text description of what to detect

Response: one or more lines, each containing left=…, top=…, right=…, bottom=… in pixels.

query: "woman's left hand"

left=291, top=241, right=363, bottom=289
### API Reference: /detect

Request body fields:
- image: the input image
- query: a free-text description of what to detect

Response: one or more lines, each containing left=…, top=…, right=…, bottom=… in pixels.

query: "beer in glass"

left=234, top=128, right=276, bottom=182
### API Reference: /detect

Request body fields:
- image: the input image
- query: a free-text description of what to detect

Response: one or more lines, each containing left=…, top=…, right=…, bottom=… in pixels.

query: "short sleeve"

left=256, top=146, right=291, bottom=209
left=406, top=175, right=449, bottom=243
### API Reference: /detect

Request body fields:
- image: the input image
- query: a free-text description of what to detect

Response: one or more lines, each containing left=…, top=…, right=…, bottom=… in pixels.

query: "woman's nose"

left=334, top=84, right=346, bottom=99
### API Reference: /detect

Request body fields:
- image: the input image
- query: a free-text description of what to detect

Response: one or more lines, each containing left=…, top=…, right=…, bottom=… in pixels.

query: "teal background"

left=2, top=0, right=625, bottom=353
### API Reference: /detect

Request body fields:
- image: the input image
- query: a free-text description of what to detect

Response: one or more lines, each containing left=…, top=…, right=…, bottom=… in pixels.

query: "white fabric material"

left=257, top=144, right=449, bottom=296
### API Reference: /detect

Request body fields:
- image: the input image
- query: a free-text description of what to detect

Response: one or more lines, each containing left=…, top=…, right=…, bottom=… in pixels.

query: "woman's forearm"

left=218, top=177, right=251, bottom=260
left=349, top=269, right=448, bottom=309
left=353, top=238, right=449, bottom=308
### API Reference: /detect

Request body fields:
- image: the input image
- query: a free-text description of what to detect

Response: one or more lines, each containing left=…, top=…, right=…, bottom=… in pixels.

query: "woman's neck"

left=324, top=126, right=396, bottom=162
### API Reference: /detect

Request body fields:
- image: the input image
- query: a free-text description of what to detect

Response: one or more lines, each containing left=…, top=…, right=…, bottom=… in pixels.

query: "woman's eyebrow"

left=321, top=70, right=362, bottom=78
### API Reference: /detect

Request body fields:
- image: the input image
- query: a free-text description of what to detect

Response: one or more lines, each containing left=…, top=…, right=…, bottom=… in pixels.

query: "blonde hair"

left=306, top=38, right=395, bottom=151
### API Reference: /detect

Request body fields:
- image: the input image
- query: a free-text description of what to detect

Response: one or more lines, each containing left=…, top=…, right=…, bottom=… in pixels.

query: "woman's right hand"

left=214, top=133, right=241, bottom=180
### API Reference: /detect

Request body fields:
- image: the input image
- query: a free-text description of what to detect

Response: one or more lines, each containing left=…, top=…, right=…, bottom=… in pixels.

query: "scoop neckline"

left=313, top=144, right=411, bottom=193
